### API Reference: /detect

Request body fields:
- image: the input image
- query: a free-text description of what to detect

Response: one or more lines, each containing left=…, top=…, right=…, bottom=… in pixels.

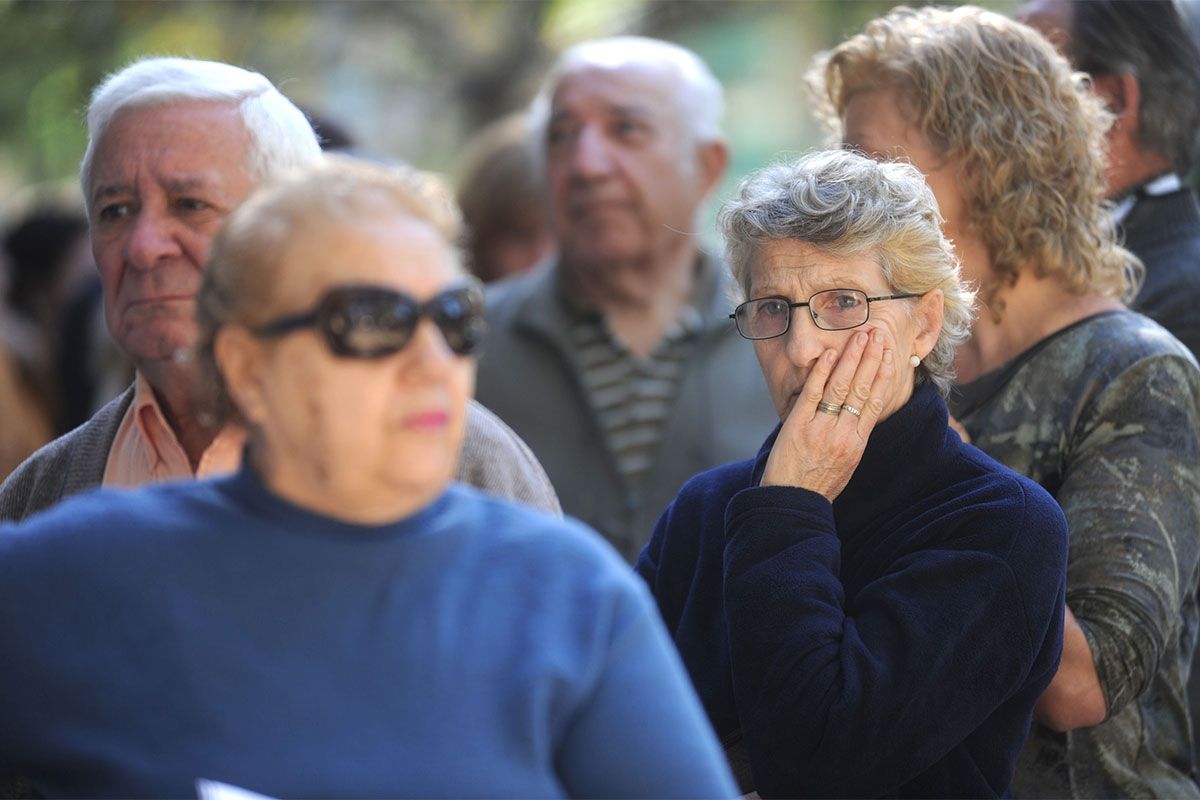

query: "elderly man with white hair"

left=476, top=37, right=776, bottom=561
left=0, top=56, right=560, bottom=521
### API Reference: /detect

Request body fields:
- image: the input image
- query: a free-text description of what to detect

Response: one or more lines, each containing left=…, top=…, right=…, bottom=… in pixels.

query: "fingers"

left=803, top=328, right=894, bottom=430
left=860, top=343, right=894, bottom=428
left=821, top=330, right=870, bottom=411
left=844, top=329, right=885, bottom=417
left=801, top=348, right=839, bottom=418
left=948, top=414, right=972, bottom=444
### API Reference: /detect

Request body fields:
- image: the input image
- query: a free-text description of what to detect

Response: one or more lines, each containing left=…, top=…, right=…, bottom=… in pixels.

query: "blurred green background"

left=0, top=0, right=1014, bottom=230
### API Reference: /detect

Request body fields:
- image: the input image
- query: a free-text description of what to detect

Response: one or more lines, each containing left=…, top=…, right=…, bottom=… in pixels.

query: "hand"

left=948, top=414, right=971, bottom=444
left=761, top=328, right=894, bottom=501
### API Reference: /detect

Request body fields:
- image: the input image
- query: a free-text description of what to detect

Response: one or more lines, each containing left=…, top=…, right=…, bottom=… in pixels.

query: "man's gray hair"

left=528, top=36, right=725, bottom=147
left=719, top=149, right=976, bottom=396
left=80, top=56, right=321, bottom=208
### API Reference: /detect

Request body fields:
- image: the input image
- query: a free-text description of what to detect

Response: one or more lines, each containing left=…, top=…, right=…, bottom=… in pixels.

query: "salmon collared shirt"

left=103, top=372, right=245, bottom=487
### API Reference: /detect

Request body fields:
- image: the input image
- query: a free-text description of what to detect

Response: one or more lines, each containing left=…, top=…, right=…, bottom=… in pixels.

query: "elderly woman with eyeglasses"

left=636, top=149, right=1069, bottom=798
left=0, top=157, right=738, bottom=798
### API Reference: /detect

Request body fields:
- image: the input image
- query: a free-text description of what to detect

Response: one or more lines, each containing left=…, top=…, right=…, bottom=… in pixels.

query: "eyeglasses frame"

left=728, top=289, right=924, bottom=340
left=251, top=281, right=485, bottom=358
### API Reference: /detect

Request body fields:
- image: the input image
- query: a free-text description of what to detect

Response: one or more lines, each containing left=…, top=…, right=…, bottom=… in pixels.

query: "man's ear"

left=214, top=326, right=268, bottom=427
left=913, top=287, right=945, bottom=360
left=1091, top=72, right=1142, bottom=138
left=695, top=139, right=730, bottom=201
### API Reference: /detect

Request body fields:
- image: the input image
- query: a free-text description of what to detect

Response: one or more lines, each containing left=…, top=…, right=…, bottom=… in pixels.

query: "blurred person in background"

left=0, top=156, right=738, bottom=799
left=477, top=37, right=777, bottom=560
left=0, top=56, right=560, bottom=522
left=637, top=149, right=1069, bottom=798
left=1020, top=0, right=1200, bottom=358
left=815, top=5, right=1200, bottom=796
left=0, top=249, right=52, bottom=480
left=456, top=112, right=555, bottom=283
left=2, top=207, right=105, bottom=430
left=55, top=269, right=133, bottom=433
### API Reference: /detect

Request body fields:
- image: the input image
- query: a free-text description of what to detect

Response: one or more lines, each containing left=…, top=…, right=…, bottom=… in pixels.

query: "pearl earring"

left=910, top=355, right=921, bottom=368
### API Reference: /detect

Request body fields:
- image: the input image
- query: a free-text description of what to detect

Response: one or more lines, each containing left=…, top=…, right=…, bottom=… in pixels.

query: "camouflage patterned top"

left=949, top=310, right=1200, bottom=799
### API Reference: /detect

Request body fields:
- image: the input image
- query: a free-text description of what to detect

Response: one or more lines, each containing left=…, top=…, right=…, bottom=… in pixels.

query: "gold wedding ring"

left=817, top=400, right=843, bottom=416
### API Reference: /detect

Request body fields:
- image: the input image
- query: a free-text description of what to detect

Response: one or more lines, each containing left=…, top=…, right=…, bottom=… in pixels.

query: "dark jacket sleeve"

left=722, top=482, right=1066, bottom=797
left=1057, top=353, right=1200, bottom=715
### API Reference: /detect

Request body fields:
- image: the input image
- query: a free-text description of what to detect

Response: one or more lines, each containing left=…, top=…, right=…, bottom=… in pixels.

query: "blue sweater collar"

left=217, top=458, right=452, bottom=540
left=751, top=384, right=955, bottom=531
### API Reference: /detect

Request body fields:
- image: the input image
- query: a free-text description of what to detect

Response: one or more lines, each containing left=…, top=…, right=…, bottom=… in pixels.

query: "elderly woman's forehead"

left=260, top=212, right=451, bottom=296
left=751, top=242, right=888, bottom=293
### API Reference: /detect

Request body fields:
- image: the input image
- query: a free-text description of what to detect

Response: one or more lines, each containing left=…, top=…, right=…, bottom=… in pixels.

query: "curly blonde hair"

left=720, top=149, right=975, bottom=397
left=809, top=5, right=1141, bottom=304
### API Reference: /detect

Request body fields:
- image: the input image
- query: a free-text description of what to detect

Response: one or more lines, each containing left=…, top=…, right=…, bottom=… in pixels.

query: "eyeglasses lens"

left=737, top=297, right=790, bottom=339
left=430, top=288, right=486, bottom=356
left=325, top=291, right=418, bottom=358
left=736, top=289, right=870, bottom=339
left=809, top=289, right=868, bottom=331
left=325, top=286, right=485, bottom=358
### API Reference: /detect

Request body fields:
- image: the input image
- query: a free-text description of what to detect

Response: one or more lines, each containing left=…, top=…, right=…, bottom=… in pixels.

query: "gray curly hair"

left=719, top=149, right=975, bottom=396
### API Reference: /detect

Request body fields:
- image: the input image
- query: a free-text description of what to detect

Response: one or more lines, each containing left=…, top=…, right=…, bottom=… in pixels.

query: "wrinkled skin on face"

left=88, top=102, right=256, bottom=370
left=544, top=64, right=714, bottom=274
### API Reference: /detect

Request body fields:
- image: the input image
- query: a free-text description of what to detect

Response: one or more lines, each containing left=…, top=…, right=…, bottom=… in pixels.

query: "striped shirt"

left=570, top=307, right=704, bottom=491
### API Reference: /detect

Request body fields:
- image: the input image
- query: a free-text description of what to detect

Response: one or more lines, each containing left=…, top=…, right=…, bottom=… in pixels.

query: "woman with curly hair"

left=813, top=6, right=1200, bottom=797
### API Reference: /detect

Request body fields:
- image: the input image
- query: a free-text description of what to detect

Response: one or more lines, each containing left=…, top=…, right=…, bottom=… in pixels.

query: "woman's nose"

left=783, top=310, right=835, bottom=367
left=402, top=318, right=457, bottom=377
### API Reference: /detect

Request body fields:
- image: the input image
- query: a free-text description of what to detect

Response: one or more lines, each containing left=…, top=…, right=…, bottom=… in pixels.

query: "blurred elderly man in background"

left=476, top=37, right=776, bottom=560
left=1021, top=0, right=1200, bottom=358
left=0, top=56, right=559, bottom=522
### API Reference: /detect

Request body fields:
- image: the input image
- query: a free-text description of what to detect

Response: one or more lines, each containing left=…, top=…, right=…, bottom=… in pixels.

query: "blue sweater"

left=0, top=466, right=737, bottom=799
left=635, top=384, right=1068, bottom=798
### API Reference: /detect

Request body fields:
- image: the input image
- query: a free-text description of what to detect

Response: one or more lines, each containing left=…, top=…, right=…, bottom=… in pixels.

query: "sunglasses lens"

left=431, top=285, right=487, bottom=356
left=323, top=288, right=418, bottom=358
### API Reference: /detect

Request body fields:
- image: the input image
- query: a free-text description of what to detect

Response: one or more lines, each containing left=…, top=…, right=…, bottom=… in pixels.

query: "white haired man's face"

left=88, top=101, right=256, bottom=371
left=544, top=64, right=712, bottom=272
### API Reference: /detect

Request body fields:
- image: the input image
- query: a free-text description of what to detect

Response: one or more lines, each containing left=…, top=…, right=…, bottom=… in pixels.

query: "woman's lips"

left=403, top=410, right=450, bottom=430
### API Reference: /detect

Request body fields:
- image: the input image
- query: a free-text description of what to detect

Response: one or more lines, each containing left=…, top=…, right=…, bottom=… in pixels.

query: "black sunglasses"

left=252, top=282, right=487, bottom=358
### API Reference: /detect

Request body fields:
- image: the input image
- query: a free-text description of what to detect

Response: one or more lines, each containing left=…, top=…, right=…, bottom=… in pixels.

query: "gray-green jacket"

left=950, top=310, right=1200, bottom=798
left=476, top=256, right=777, bottom=561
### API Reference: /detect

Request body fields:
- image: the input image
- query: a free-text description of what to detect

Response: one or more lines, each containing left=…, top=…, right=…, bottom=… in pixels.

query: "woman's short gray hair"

left=81, top=56, right=320, bottom=209
left=195, top=154, right=464, bottom=427
left=719, top=149, right=975, bottom=396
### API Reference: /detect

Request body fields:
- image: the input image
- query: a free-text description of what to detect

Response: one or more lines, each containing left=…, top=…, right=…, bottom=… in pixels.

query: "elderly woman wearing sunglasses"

left=636, top=149, right=1070, bottom=798
left=0, top=157, right=737, bottom=798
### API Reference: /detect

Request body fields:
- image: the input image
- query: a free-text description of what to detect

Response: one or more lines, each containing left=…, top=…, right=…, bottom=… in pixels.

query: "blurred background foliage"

left=0, top=0, right=1014, bottom=227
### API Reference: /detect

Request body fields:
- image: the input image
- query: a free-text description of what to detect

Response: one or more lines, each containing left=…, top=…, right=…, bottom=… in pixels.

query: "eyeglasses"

left=252, top=282, right=486, bottom=358
left=730, top=288, right=922, bottom=340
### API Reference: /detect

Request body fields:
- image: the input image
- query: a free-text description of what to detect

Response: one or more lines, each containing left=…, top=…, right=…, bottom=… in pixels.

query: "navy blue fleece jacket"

left=636, top=384, right=1068, bottom=798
